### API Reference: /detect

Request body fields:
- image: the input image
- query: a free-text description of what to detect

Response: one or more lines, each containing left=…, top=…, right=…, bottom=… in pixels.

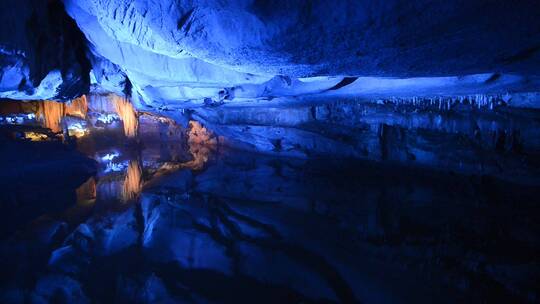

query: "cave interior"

left=0, top=1, right=540, bottom=303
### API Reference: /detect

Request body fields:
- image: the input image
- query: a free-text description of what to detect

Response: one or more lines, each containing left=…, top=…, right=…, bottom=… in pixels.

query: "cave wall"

left=192, top=97, right=540, bottom=183
left=0, top=0, right=91, bottom=100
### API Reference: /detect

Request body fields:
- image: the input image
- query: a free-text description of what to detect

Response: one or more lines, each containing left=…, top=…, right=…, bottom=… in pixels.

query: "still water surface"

left=0, top=139, right=539, bottom=303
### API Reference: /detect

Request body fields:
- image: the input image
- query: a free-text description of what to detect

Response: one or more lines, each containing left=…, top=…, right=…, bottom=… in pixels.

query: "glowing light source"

left=96, top=113, right=118, bottom=124
left=67, top=122, right=89, bottom=138
left=100, top=152, right=120, bottom=162
left=104, top=161, right=128, bottom=173
left=24, top=132, right=49, bottom=141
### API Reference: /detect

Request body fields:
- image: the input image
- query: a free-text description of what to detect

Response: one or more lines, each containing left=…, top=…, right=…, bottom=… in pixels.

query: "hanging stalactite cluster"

left=111, top=95, right=138, bottom=138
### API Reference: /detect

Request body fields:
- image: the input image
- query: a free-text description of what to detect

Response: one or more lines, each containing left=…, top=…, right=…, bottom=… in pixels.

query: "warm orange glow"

left=24, top=132, right=49, bottom=141
left=65, top=95, right=88, bottom=119
left=122, top=160, right=142, bottom=201
left=187, top=121, right=217, bottom=146
left=111, top=95, right=138, bottom=138
left=184, top=144, right=212, bottom=170
left=154, top=120, right=217, bottom=175
left=37, top=101, right=64, bottom=133
left=34, top=96, right=87, bottom=134
left=184, top=121, right=217, bottom=169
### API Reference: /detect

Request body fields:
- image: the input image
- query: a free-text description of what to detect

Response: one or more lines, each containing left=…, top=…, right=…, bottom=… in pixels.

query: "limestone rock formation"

left=0, top=0, right=91, bottom=100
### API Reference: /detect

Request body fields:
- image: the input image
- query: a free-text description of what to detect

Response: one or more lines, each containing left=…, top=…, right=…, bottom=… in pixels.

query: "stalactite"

left=65, top=95, right=88, bottom=119
left=37, top=101, right=65, bottom=133
left=376, top=94, right=507, bottom=111
left=111, top=95, right=138, bottom=137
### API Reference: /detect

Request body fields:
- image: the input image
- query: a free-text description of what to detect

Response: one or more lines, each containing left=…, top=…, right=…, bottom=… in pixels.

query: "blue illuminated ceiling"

left=1, top=0, right=540, bottom=106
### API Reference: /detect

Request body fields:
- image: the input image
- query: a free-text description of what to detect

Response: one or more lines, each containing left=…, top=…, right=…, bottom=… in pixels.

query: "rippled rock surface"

left=65, top=0, right=540, bottom=77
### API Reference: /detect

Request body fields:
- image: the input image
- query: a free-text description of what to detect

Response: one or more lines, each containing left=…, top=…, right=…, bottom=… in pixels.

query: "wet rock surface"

left=0, top=145, right=538, bottom=303
left=192, top=97, right=540, bottom=184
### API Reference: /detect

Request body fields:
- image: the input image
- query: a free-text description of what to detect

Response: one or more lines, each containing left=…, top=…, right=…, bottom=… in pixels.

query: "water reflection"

left=74, top=119, right=216, bottom=205
left=1, top=137, right=538, bottom=303
left=75, top=177, right=96, bottom=205
left=1, top=111, right=539, bottom=303
left=121, top=160, right=142, bottom=202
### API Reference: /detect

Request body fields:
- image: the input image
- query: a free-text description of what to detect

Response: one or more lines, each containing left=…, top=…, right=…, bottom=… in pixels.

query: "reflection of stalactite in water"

left=116, top=120, right=217, bottom=193
left=154, top=120, right=217, bottom=175
left=184, top=143, right=212, bottom=170
left=111, top=95, right=138, bottom=138
left=185, top=120, right=217, bottom=170
left=188, top=121, right=217, bottom=146
left=122, top=160, right=142, bottom=202
left=37, top=101, right=64, bottom=133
